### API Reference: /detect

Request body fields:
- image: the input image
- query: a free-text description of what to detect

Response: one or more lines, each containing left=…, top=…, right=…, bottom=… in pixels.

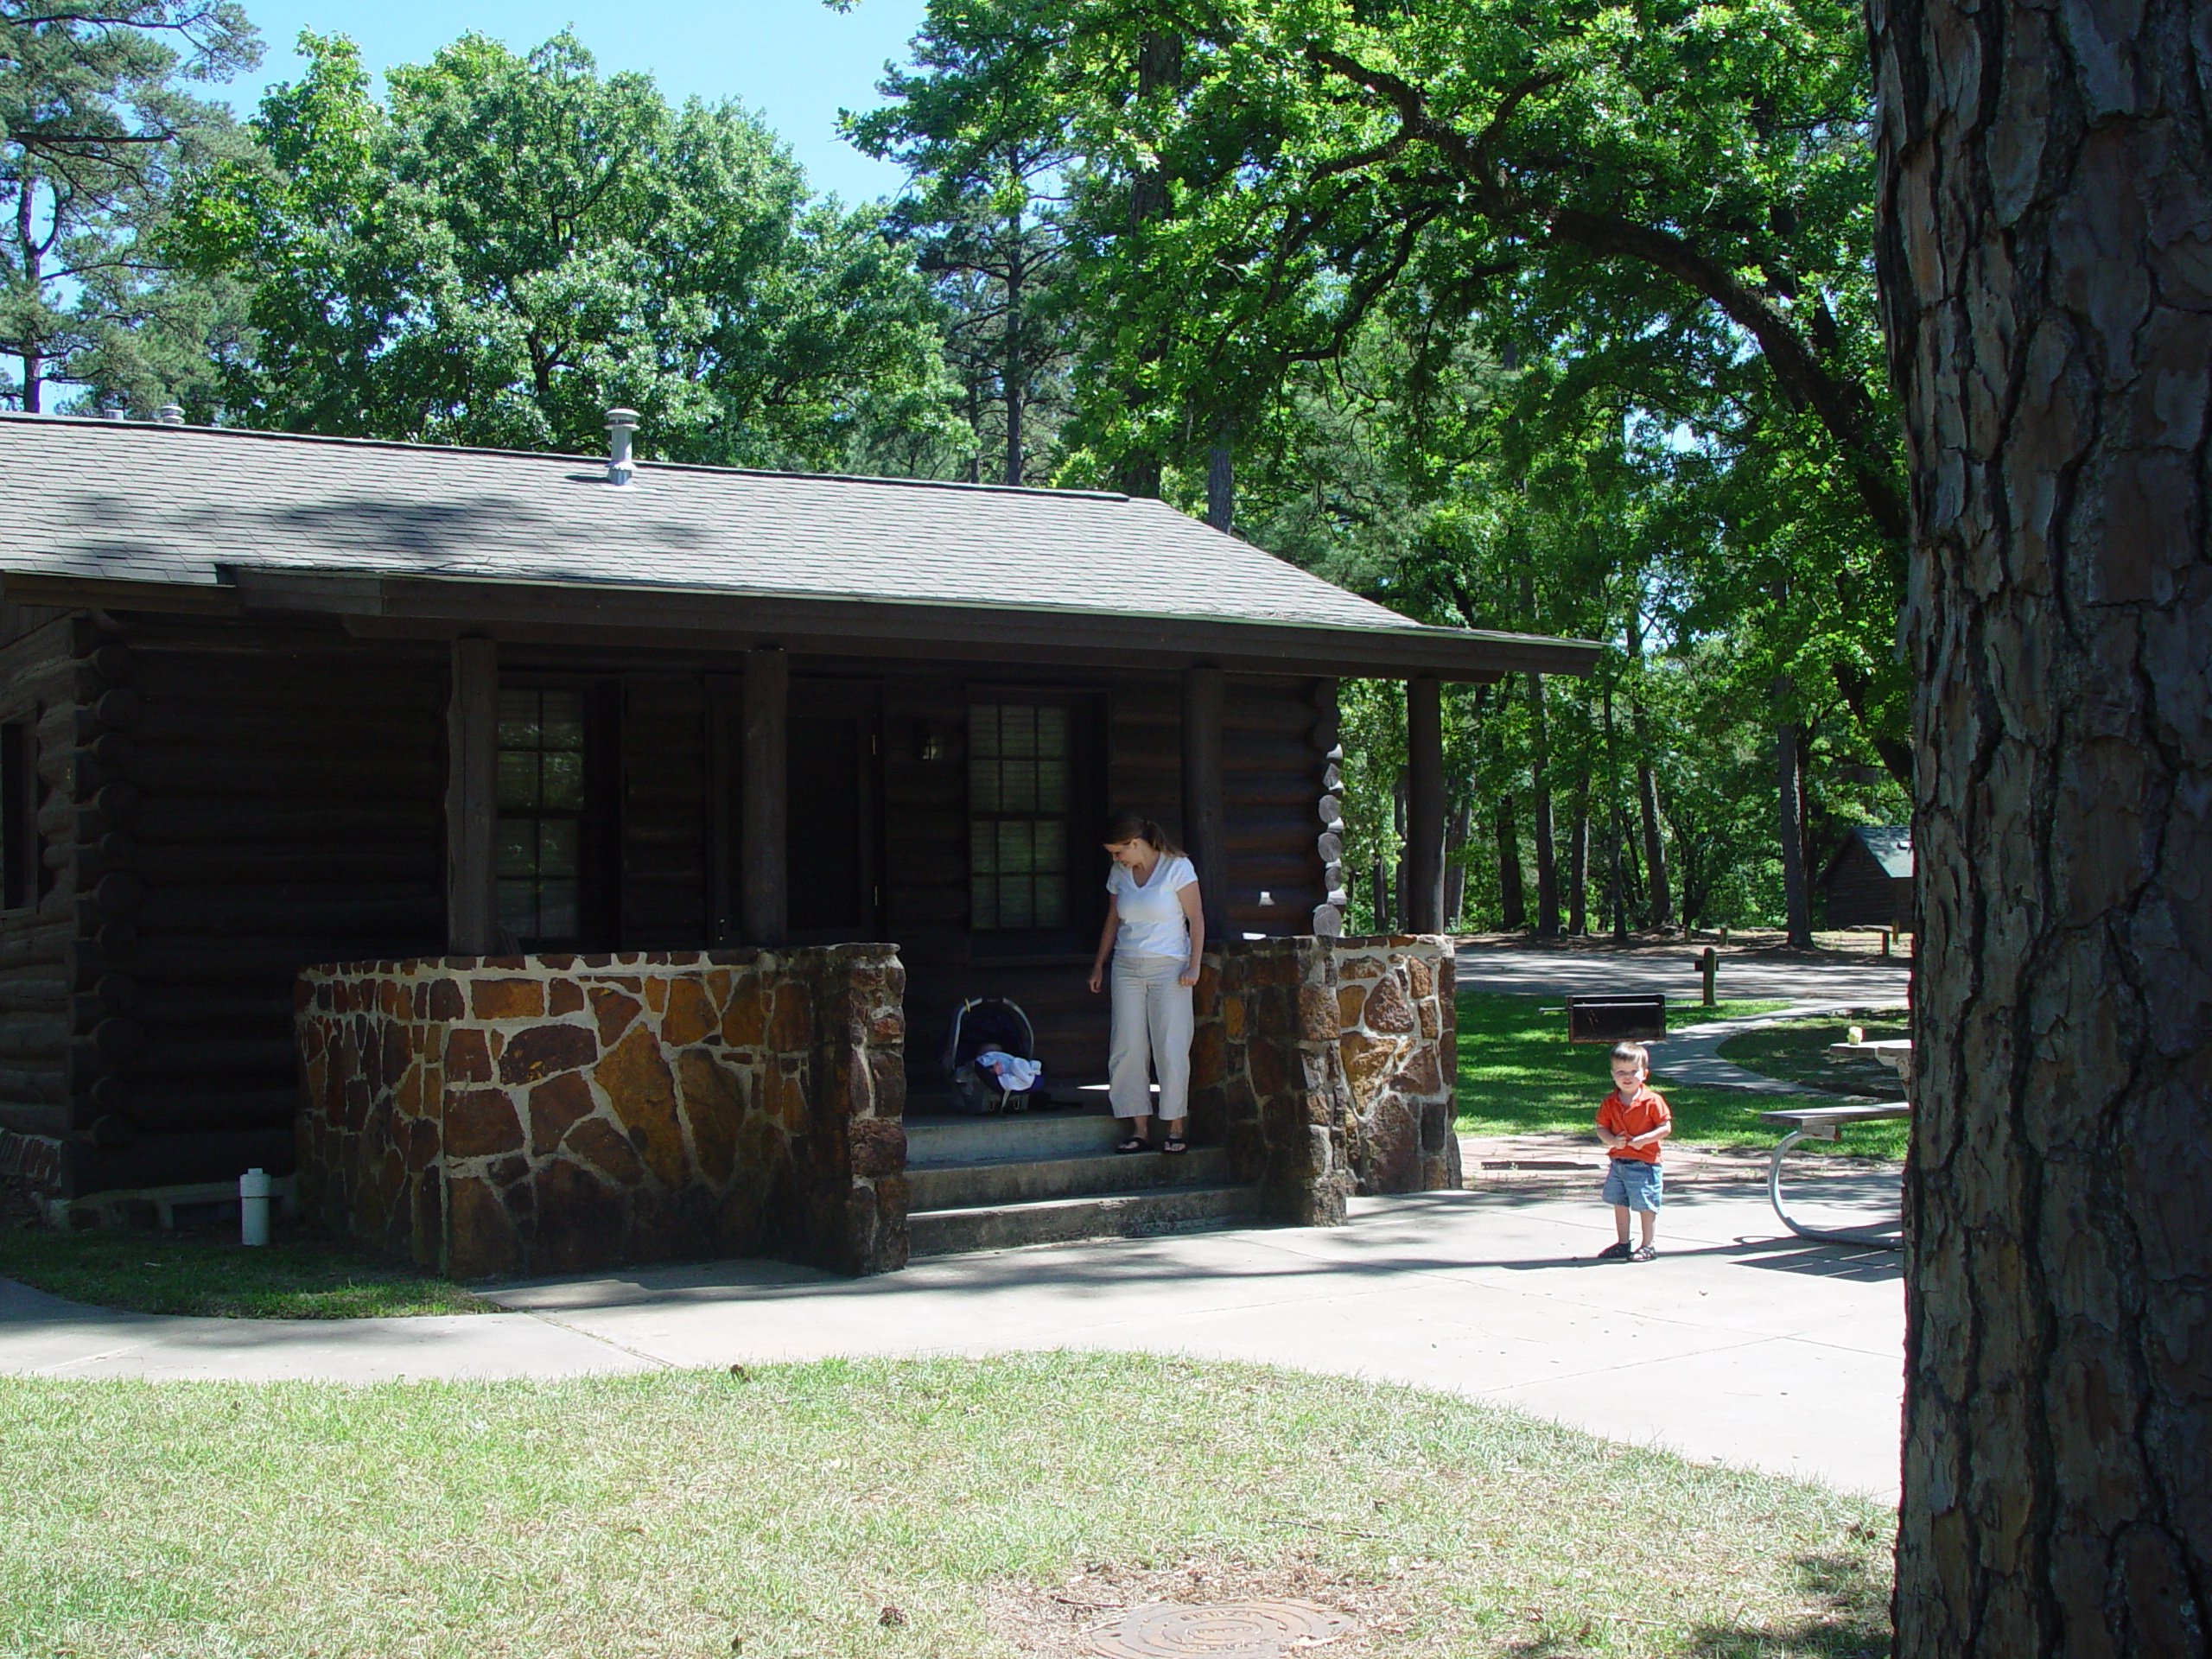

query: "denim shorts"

left=1602, top=1157, right=1663, bottom=1211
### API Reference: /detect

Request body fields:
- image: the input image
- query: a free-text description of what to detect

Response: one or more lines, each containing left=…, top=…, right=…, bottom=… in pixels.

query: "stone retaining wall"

left=1190, top=934, right=1458, bottom=1220
left=295, top=945, right=906, bottom=1280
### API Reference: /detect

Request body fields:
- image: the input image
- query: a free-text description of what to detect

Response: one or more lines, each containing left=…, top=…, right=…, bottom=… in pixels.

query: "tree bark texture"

left=1495, top=793, right=1527, bottom=931
left=1637, top=760, right=1672, bottom=931
left=1444, top=798, right=1471, bottom=930
left=1528, top=671, right=1560, bottom=936
left=1567, top=797, right=1590, bottom=937
left=1774, top=709, right=1814, bottom=948
left=1871, top=2, right=2211, bottom=1653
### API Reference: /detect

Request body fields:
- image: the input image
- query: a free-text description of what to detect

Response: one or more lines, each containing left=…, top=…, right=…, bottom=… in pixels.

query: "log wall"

left=5, top=613, right=1333, bottom=1194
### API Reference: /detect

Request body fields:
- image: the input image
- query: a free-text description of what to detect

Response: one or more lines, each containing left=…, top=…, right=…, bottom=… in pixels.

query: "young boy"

left=1595, top=1040, right=1671, bottom=1261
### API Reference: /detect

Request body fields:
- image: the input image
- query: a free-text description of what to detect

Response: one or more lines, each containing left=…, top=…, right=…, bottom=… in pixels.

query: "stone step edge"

left=906, top=1185, right=1260, bottom=1224
left=906, top=1146, right=1218, bottom=1173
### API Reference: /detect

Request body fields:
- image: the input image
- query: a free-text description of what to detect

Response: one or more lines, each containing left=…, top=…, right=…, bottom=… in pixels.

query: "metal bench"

left=1565, top=992, right=1667, bottom=1044
left=1755, top=1103, right=1910, bottom=1249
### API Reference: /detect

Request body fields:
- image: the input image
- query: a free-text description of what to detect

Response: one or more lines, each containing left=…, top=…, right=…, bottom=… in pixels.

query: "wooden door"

left=783, top=680, right=882, bottom=943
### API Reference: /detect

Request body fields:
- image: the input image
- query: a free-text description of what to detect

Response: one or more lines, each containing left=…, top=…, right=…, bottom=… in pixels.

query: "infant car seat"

left=940, top=997, right=1052, bottom=1115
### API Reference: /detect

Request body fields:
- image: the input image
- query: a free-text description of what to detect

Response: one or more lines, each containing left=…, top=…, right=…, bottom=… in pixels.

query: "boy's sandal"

left=1160, top=1135, right=1188, bottom=1155
left=1596, top=1240, right=1633, bottom=1261
left=1630, top=1244, right=1658, bottom=1262
left=1114, top=1136, right=1153, bottom=1154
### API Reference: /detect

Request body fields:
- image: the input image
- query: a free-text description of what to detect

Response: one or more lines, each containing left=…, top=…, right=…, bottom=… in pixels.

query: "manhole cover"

left=1084, top=1600, right=1356, bottom=1659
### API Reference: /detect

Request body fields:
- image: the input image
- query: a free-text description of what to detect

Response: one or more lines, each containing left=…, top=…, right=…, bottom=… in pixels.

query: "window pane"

left=537, top=818, right=581, bottom=877
left=496, top=823, right=537, bottom=879
left=1036, top=757, right=1068, bottom=812
left=970, top=874, right=996, bottom=930
left=497, top=690, right=539, bottom=750
left=1033, top=820, right=1065, bottom=874
left=999, top=821, right=1033, bottom=874
left=497, top=879, right=537, bottom=938
left=1037, top=707, right=1068, bottom=755
left=971, top=705, right=1000, bottom=757
left=540, top=750, right=585, bottom=811
left=537, top=881, right=580, bottom=940
left=999, top=874, right=1033, bottom=929
left=1002, top=758, right=1036, bottom=813
left=497, top=751, right=539, bottom=810
left=969, top=751, right=1000, bottom=813
left=540, top=690, right=587, bottom=751
left=970, top=827, right=997, bottom=875
left=1002, top=704, right=1035, bottom=758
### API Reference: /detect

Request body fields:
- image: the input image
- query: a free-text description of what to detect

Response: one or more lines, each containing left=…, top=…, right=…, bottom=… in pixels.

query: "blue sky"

left=217, top=0, right=933, bottom=203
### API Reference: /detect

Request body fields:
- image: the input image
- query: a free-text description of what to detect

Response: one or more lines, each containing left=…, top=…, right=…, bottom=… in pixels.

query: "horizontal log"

left=137, top=893, right=443, bottom=936
left=0, top=1014, right=68, bottom=1059
left=123, top=1090, right=299, bottom=1134
left=121, top=939, right=442, bottom=980
left=130, top=847, right=441, bottom=887
left=0, top=980, right=67, bottom=1013
left=123, top=753, right=442, bottom=797
left=131, top=802, right=440, bottom=843
left=129, top=1035, right=298, bottom=1078
left=0, top=1101, right=70, bottom=1135
left=0, top=1065, right=67, bottom=1103
left=129, top=708, right=435, bottom=749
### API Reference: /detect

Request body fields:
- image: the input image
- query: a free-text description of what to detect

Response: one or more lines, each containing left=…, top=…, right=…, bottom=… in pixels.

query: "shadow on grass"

left=1500, top=1549, right=1891, bottom=1657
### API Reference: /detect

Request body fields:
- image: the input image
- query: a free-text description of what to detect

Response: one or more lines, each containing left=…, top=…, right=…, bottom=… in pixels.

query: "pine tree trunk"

left=1528, top=672, right=1560, bottom=936
left=1567, top=796, right=1589, bottom=937
left=1774, top=702, right=1813, bottom=948
left=1494, top=794, right=1526, bottom=930
left=1872, top=1, right=2212, bottom=1651
left=1443, top=799, right=1471, bottom=930
left=1637, top=761, right=1671, bottom=931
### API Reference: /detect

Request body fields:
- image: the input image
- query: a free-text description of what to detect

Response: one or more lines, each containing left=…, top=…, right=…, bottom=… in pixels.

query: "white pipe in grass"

left=238, top=1167, right=272, bottom=1247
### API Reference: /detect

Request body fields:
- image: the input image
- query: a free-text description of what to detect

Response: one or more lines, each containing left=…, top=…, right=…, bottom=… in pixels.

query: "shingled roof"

left=1, top=415, right=1598, bottom=678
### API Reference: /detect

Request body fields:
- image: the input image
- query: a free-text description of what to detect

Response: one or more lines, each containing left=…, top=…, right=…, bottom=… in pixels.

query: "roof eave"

left=2, top=568, right=1604, bottom=682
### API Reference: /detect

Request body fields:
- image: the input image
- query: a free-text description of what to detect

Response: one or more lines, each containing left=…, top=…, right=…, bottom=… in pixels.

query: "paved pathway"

left=0, top=1183, right=1906, bottom=1502
left=1653, top=1005, right=1908, bottom=1098
left=1456, top=939, right=1913, bottom=1005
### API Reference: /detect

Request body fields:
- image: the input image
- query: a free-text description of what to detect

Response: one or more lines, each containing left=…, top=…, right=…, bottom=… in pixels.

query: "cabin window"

left=496, top=687, right=590, bottom=946
left=0, top=721, right=38, bottom=911
left=968, top=702, right=1072, bottom=931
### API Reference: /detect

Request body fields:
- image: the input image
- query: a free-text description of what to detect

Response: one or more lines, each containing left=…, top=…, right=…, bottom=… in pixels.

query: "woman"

left=1086, top=815, right=1205, bottom=1154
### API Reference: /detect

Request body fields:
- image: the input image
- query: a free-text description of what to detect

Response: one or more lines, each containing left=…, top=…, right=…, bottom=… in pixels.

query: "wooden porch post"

left=741, top=646, right=788, bottom=945
left=445, top=637, right=499, bottom=954
left=1182, top=664, right=1228, bottom=936
left=1405, top=674, right=1446, bottom=933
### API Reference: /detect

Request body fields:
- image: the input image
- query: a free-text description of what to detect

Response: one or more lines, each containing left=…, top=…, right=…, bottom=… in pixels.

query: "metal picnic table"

left=1755, top=1102, right=1910, bottom=1249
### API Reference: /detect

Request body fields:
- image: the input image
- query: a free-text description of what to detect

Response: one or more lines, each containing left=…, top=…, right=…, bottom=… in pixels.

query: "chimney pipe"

left=156, top=404, right=184, bottom=426
left=605, top=408, right=639, bottom=486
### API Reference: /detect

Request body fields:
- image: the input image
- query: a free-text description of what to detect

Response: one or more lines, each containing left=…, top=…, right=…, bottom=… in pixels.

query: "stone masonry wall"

left=295, top=945, right=906, bottom=1280
left=1190, top=935, right=1457, bottom=1218
left=1332, top=936, right=1459, bottom=1194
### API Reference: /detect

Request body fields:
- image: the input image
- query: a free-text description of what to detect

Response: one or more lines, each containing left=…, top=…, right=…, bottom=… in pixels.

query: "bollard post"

left=238, top=1166, right=271, bottom=1247
left=1700, top=945, right=1718, bottom=1007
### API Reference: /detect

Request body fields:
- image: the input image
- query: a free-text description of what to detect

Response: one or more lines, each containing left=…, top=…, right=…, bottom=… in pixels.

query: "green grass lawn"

left=1716, top=1020, right=1910, bottom=1097
left=0, top=1221, right=491, bottom=1319
left=1456, top=994, right=1909, bottom=1161
left=0, top=1354, right=1892, bottom=1658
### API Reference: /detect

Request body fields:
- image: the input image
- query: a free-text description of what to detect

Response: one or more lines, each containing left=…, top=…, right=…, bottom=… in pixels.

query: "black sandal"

left=1114, top=1135, right=1152, bottom=1154
left=1160, top=1133, right=1188, bottom=1154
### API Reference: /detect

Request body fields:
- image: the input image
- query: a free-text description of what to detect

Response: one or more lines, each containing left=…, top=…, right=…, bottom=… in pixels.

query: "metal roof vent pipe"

left=156, top=404, right=184, bottom=426
left=605, top=407, right=639, bottom=486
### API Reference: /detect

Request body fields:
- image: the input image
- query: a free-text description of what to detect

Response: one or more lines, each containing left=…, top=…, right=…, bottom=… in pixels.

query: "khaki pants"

left=1108, top=953, right=1192, bottom=1122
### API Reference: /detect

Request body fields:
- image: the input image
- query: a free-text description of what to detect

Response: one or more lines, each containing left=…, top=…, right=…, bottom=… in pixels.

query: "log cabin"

left=0, top=410, right=1598, bottom=1263
left=1820, top=825, right=1914, bottom=933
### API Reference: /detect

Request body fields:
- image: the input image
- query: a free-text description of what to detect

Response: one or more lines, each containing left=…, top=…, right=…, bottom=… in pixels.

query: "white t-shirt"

left=1107, top=854, right=1198, bottom=958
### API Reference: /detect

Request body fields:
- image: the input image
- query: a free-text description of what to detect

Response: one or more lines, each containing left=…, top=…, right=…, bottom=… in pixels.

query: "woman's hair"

left=1102, top=814, right=1183, bottom=855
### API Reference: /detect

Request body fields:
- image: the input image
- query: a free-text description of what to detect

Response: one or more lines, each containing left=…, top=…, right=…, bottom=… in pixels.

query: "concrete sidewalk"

left=1457, top=940, right=1912, bottom=1005
left=3, top=1183, right=1904, bottom=1503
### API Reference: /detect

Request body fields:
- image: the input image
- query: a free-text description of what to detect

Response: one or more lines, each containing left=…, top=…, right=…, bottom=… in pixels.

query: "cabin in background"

left=0, top=412, right=1596, bottom=1268
left=1821, top=825, right=1914, bottom=932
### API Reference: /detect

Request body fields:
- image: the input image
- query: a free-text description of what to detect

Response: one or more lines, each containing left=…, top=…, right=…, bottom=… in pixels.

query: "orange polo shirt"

left=1598, top=1086, right=1670, bottom=1163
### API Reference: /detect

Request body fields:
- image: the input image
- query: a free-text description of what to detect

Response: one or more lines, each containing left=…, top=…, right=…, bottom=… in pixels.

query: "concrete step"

left=906, top=1185, right=1263, bottom=1258
left=907, top=1146, right=1232, bottom=1212
left=906, top=1110, right=1127, bottom=1166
